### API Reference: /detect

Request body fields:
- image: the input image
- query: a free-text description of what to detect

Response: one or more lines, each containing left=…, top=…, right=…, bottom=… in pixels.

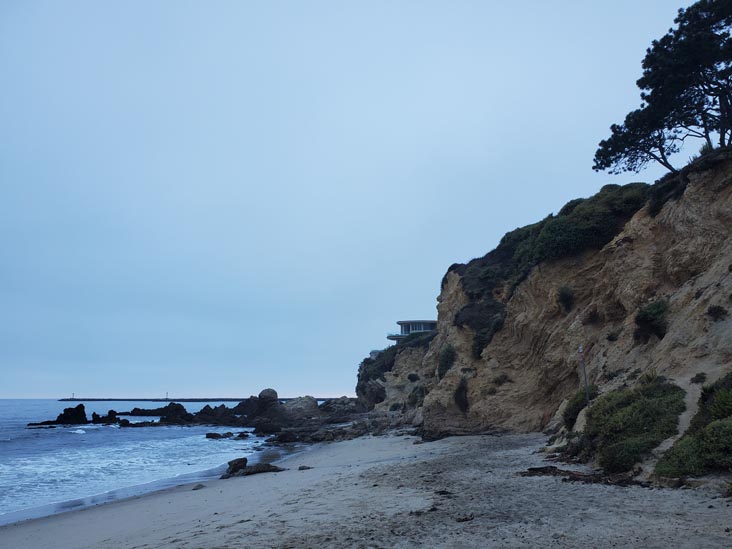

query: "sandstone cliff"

left=358, top=152, right=732, bottom=450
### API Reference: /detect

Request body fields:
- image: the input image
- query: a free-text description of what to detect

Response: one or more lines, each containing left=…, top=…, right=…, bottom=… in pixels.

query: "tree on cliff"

left=594, top=0, right=732, bottom=174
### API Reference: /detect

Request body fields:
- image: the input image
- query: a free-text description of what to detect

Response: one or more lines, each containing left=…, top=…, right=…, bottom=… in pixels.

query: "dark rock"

left=194, top=405, right=242, bottom=425
left=224, top=457, right=249, bottom=476
left=122, top=403, right=194, bottom=424
left=252, top=420, right=282, bottom=435
left=221, top=462, right=285, bottom=479
left=119, top=419, right=131, bottom=427
left=298, top=465, right=313, bottom=471
left=318, top=396, right=365, bottom=415
left=91, top=410, right=118, bottom=424
left=269, top=431, right=299, bottom=443
left=159, top=403, right=195, bottom=424
left=191, top=484, right=206, bottom=491
left=231, top=397, right=259, bottom=417
left=235, top=432, right=250, bottom=439
left=258, top=388, right=279, bottom=407
left=57, top=404, right=88, bottom=424
left=282, top=396, right=320, bottom=420
left=124, top=403, right=185, bottom=416
left=205, top=432, right=233, bottom=439
left=28, top=404, right=89, bottom=426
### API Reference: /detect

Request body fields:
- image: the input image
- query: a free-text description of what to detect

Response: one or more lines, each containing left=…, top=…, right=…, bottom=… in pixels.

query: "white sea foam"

left=0, top=399, right=262, bottom=522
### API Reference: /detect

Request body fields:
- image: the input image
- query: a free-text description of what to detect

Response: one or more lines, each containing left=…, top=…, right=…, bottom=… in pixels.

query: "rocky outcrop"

left=28, top=404, right=89, bottom=426
left=159, top=403, right=196, bottom=424
left=195, top=404, right=240, bottom=425
left=372, top=154, right=732, bottom=442
left=318, top=396, right=365, bottom=417
left=91, top=410, right=118, bottom=424
left=28, top=390, right=368, bottom=439
left=205, top=432, right=234, bottom=439
left=356, top=332, right=435, bottom=411
left=282, top=396, right=320, bottom=419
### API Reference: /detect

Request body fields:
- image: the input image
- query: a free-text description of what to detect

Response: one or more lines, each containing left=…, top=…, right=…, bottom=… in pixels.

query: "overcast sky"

left=1, top=1, right=688, bottom=398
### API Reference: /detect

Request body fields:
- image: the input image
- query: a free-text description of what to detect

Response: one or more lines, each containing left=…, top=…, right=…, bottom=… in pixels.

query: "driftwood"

left=519, top=466, right=649, bottom=487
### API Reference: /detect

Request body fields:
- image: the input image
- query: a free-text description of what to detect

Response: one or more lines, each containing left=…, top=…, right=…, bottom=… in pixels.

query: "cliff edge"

left=358, top=152, right=732, bottom=473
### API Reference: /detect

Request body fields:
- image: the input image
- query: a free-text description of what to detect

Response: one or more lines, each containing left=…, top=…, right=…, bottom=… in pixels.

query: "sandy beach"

left=1, top=433, right=730, bottom=549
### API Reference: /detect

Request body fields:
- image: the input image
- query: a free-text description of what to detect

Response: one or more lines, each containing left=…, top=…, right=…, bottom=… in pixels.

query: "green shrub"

left=690, top=372, right=707, bottom=384
left=700, top=418, right=732, bottom=469
left=709, top=388, right=732, bottom=420
left=454, top=378, right=469, bottom=414
left=689, top=373, right=732, bottom=434
left=599, top=437, right=654, bottom=473
left=438, top=345, right=456, bottom=379
left=567, top=378, right=685, bottom=474
left=557, top=286, right=575, bottom=312
left=655, top=435, right=706, bottom=477
left=707, top=305, right=729, bottom=321
left=634, top=300, right=669, bottom=342
left=655, top=373, right=732, bottom=477
left=563, top=385, right=599, bottom=430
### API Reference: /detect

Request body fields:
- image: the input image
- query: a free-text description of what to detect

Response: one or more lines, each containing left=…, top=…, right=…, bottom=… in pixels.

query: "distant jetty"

left=58, top=397, right=326, bottom=402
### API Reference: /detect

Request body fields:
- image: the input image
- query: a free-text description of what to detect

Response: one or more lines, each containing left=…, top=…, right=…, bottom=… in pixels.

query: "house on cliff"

left=387, top=320, right=437, bottom=342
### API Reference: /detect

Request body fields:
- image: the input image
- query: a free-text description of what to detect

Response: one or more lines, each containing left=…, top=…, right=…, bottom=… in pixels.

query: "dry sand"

left=1, top=433, right=730, bottom=548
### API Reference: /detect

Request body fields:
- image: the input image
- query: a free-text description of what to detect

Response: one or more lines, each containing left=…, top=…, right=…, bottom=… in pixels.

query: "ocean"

left=0, top=399, right=266, bottom=525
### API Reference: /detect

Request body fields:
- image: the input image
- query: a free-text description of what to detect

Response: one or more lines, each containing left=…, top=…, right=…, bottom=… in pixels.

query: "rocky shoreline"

left=26, top=389, right=392, bottom=445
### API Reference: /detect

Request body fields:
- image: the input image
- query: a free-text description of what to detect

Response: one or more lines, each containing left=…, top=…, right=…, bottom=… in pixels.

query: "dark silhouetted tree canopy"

left=594, top=0, right=732, bottom=174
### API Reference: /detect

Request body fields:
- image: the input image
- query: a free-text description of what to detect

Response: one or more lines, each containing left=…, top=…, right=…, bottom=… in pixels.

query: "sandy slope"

left=1, top=433, right=730, bottom=548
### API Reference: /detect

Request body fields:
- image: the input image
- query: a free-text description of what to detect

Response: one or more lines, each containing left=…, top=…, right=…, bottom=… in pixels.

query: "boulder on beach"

left=220, top=461, right=285, bottom=479
left=224, top=457, right=248, bottom=476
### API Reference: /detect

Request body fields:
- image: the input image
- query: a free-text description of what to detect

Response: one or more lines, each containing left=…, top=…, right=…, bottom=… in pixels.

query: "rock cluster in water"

left=27, top=389, right=372, bottom=443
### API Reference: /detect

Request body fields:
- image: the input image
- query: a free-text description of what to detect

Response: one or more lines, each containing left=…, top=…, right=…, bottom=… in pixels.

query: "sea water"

left=0, top=399, right=266, bottom=525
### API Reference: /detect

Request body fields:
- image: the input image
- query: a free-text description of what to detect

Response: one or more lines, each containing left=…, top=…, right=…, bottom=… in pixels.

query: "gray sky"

left=1, top=1, right=685, bottom=398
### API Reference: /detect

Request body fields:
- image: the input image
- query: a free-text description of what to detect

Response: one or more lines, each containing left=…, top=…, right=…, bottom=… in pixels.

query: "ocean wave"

left=69, top=429, right=86, bottom=434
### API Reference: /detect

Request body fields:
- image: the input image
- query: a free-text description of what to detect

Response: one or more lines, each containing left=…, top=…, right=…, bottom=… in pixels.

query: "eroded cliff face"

left=374, top=156, right=732, bottom=440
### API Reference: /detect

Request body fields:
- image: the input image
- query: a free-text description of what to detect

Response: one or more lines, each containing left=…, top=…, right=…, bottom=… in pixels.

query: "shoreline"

left=0, top=438, right=306, bottom=528
left=2, top=432, right=731, bottom=548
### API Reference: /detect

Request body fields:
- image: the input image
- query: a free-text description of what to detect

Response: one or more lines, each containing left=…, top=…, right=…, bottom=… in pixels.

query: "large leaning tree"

left=594, top=0, right=732, bottom=174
